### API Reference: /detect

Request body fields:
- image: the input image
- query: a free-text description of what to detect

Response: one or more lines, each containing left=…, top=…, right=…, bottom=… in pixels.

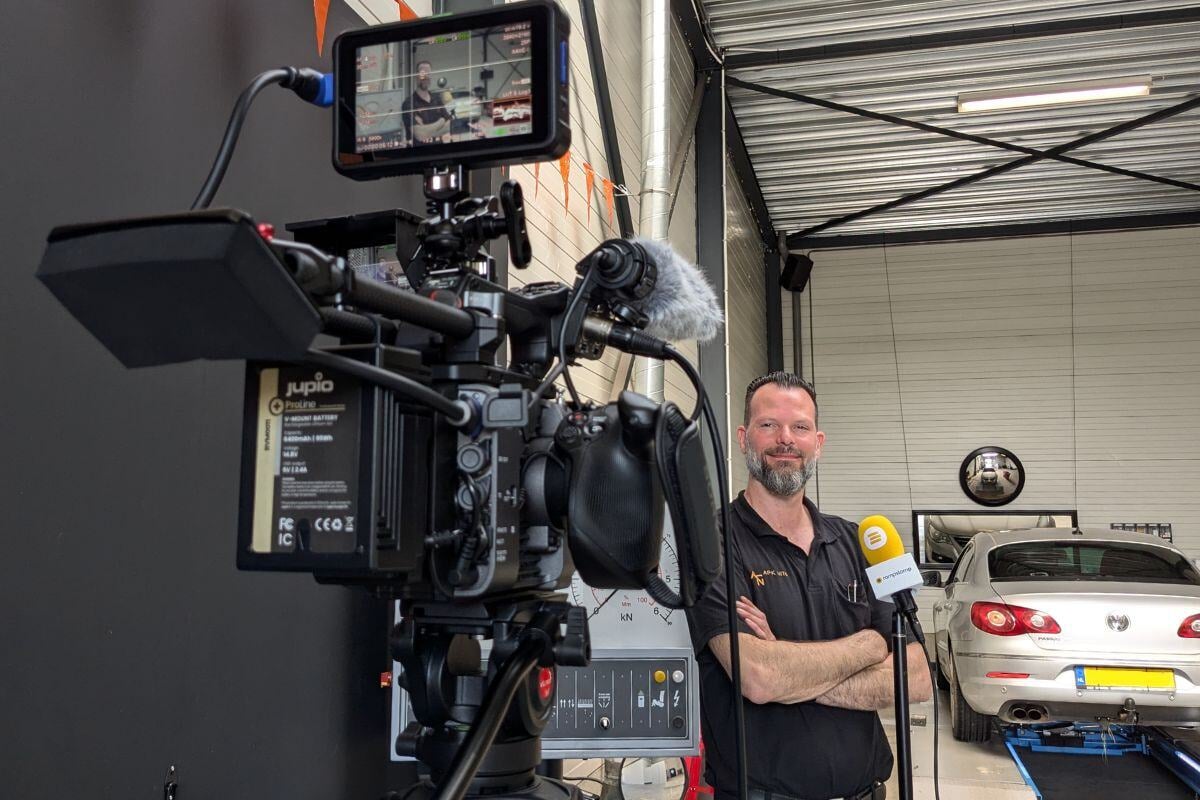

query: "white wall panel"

left=725, top=174, right=768, bottom=493
left=796, top=226, right=1200, bottom=557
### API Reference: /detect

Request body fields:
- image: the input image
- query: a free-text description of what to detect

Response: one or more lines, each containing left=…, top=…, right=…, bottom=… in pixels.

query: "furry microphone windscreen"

left=630, top=237, right=724, bottom=343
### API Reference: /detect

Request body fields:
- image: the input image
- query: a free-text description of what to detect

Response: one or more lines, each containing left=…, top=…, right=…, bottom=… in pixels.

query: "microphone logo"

left=862, top=526, right=888, bottom=551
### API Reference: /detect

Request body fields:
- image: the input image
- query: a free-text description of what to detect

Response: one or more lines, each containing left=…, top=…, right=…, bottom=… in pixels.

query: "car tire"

left=949, top=650, right=991, bottom=743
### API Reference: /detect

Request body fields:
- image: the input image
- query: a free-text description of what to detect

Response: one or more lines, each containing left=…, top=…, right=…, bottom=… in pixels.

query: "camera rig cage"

left=35, top=3, right=737, bottom=800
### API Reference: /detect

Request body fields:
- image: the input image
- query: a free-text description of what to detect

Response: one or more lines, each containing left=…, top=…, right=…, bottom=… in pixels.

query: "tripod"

left=387, top=597, right=589, bottom=800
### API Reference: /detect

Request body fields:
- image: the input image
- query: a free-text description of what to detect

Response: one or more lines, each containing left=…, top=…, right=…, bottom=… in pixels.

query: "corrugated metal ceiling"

left=701, top=0, right=1200, bottom=238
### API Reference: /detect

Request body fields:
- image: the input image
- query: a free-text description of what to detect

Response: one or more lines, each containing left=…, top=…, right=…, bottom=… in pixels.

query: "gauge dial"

left=569, top=537, right=681, bottom=627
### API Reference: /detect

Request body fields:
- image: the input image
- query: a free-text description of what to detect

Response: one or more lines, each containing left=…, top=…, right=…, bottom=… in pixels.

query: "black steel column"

left=792, top=286, right=805, bottom=378
left=579, top=0, right=635, bottom=238
left=765, top=248, right=783, bottom=372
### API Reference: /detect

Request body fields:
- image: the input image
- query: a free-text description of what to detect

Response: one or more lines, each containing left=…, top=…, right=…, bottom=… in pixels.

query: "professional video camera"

left=36, top=4, right=727, bottom=800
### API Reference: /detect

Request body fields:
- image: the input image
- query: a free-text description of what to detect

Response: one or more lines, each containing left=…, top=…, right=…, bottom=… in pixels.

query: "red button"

left=537, top=668, right=554, bottom=702
left=256, top=222, right=276, bottom=240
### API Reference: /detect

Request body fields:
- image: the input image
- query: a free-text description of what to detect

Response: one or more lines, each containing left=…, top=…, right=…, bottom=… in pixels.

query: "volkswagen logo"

left=1106, top=613, right=1130, bottom=632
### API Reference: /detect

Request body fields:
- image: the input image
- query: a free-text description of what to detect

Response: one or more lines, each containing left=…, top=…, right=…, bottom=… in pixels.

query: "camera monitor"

left=333, top=0, right=570, bottom=179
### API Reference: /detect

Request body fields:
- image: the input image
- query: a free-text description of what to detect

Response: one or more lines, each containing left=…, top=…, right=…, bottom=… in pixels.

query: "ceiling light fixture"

left=957, top=76, right=1152, bottom=113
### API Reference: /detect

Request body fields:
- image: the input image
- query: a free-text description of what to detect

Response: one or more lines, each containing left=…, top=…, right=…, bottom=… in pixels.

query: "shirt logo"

left=748, top=568, right=789, bottom=587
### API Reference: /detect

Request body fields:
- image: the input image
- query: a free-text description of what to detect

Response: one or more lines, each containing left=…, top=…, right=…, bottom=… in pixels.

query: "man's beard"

left=744, top=446, right=817, bottom=498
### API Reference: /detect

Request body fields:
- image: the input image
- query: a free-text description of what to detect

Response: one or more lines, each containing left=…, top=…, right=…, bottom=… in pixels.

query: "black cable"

left=663, top=346, right=704, bottom=421
left=917, top=638, right=942, bottom=800
left=699, top=391, right=745, bottom=800
left=435, top=636, right=544, bottom=800
left=557, top=269, right=596, bottom=407
left=192, top=69, right=291, bottom=210
left=304, top=349, right=471, bottom=426
left=531, top=362, right=566, bottom=407
left=659, top=343, right=743, bottom=800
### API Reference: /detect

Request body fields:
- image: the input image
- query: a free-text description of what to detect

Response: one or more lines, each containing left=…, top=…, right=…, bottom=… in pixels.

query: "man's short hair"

left=743, top=371, right=818, bottom=426
left=416, top=60, right=433, bottom=71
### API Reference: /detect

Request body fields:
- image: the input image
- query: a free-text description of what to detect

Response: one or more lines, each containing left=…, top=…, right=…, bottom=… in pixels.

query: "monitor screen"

left=333, top=0, right=569, bottom=178
left=354, top=21, right=534, bottom=153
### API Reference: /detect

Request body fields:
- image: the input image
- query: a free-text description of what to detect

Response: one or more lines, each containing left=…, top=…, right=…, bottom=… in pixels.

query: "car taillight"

left=971, top=601, right=1061, bottom=636
left=1178, top=614, right=1200, bottom=638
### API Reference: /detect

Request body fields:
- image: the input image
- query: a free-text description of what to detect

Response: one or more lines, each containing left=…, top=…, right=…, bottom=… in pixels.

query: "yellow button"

left=654, top=670, right=667, bottom=684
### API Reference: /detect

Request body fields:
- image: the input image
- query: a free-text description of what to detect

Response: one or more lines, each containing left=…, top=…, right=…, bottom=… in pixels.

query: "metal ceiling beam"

left=787, top=92, right=1200, bottom=240
left=724, top=7, right=1200, bottom=70
left=727, top=76, right=1200, bottom=194
left=671, top=0, right=720, bottom=70
left=788, top=209, right=1200, bottom=250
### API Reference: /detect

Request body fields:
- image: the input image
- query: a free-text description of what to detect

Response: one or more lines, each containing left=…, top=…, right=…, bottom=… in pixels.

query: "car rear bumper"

left=956, top=651, right=1200, bottom=725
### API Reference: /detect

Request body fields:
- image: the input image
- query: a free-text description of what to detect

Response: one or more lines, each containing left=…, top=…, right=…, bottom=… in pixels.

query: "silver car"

left=931, top=528, right=1200, bottom=742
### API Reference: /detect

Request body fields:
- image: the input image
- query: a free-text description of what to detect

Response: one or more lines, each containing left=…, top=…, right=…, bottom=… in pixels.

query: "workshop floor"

left=563, top=690, right=1037, bottom=800
left=877, top=691, right=1035, bottom=800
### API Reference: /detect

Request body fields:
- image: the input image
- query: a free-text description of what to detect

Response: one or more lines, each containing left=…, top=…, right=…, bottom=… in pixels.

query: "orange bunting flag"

left=314, top=0, right=331, bottom=55
left=582, top=163, right=596, bottom=223
left=602, top=178, right=616, bottom=225
left=558, top=152, right=571, bottom=212
left=395, top=1, right=420, bottom=20
left=534, top=162, right=540, bottom=198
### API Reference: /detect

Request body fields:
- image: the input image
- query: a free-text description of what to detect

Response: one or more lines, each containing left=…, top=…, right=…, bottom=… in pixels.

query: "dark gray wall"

left=0, top=2, right=425, bottom=797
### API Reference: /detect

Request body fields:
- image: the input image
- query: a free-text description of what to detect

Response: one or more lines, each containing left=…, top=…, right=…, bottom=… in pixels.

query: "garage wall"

left=797, top=225, right=1200, bottom=557
left=725, top=174, right=770, bottom=492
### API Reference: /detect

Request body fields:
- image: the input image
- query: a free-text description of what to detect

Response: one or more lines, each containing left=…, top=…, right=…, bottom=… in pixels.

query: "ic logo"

left=1106, top=613, right=1130, bottom=632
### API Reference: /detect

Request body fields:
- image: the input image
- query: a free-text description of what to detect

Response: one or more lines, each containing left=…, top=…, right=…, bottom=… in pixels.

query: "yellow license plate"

left=1078, top=666, right=1175, bottom=690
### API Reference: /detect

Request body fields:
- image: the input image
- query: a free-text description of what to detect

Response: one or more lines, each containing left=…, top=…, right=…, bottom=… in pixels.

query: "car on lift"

left=930, top=528, right=1200, bottom=742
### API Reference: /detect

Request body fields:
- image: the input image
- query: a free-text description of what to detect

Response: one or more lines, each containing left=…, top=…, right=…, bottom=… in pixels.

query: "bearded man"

left=684, top=372, right=931, bottom=800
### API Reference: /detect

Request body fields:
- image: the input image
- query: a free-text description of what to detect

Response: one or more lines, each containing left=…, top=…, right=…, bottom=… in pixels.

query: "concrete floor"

left=563, top=690, right=1036, bottom=800
left=878, top=692, right=1035, bottom=800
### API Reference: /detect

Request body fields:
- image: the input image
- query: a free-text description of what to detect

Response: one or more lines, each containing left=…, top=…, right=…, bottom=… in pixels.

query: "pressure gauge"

left=569, top=537, right=681, bottom=628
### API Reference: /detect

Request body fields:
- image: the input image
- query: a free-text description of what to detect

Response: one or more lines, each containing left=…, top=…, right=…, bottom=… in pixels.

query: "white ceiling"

left=701, top=0, right=1200, bottom=240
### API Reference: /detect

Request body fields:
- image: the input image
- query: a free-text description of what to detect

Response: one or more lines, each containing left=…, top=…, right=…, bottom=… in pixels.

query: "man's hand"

left=736, top=596, right=776, bottom=641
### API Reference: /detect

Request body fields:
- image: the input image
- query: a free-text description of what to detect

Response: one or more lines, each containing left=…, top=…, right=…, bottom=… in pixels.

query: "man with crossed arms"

left=685, top=372, right=932, bottom=800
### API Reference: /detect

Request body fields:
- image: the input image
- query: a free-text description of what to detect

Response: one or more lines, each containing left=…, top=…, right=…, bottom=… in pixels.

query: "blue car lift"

left=1004, top=723, right=1200, bottom=799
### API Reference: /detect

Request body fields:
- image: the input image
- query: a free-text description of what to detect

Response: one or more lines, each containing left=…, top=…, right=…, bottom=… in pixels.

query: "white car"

left=931, top=528, right=1200, bottom=741
left=494, top=104, right=531, bottom=122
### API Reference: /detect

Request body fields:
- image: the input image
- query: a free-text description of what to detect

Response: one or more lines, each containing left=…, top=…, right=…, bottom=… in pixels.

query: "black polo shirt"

left=685, top=493, right=895, bottom=800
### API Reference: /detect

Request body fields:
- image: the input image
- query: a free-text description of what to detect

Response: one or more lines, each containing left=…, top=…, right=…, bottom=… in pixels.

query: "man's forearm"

left=710, top=629, right=887, bottom=705
left=814, top=643, right=933, bottom=711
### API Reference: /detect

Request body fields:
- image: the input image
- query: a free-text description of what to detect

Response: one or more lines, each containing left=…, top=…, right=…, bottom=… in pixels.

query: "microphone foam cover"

left=630, top=237, right=724, bottom=343
left=858, top=515, right=905, bottom=565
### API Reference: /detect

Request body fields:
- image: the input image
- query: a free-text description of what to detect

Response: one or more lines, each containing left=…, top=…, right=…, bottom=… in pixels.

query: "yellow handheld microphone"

left=857, top=514, right=925, bottom=644
left=858, top=515, right=906, bottom=564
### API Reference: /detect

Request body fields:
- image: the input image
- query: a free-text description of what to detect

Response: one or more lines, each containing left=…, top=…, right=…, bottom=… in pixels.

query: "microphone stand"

left=891, top=605, right=913, bottom=800
left=890, top=591, right=927, bottom=800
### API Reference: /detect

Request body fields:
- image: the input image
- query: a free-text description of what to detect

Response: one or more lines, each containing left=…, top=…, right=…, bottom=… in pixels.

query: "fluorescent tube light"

left=957, top=76, right=1152, bottom=113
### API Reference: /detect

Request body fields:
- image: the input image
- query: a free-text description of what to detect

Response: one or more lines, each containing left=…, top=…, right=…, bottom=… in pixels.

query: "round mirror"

left=959, top=447, right=1025, bottom=506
